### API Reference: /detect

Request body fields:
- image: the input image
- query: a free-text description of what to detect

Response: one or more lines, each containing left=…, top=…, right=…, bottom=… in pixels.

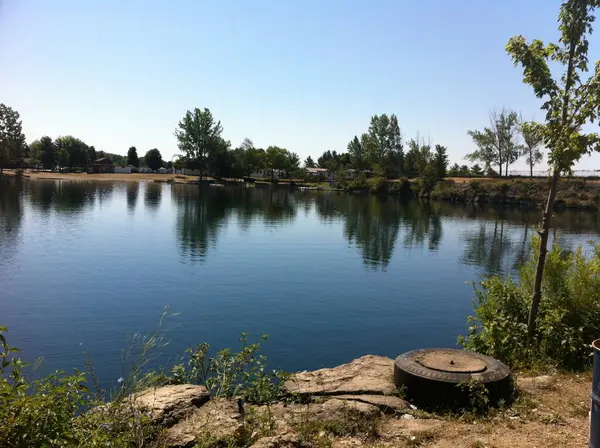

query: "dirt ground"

left=367, top=373, right=592, bottom=448
left=3, top=169, right=200, bottom=183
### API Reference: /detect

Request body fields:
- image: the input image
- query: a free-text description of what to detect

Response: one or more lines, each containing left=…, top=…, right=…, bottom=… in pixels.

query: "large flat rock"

left=163, top=398, right=244, bottom=447
left=134, top=384, right=210, bottom=426
left=284, top=355, right=397, bottom=397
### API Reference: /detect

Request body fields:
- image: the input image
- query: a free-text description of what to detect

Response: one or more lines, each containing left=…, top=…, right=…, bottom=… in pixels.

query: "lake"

left=1, top=177, right=599, bottom=388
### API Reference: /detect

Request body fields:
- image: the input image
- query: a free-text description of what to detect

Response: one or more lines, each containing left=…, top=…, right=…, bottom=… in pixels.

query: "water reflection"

left=144, top=183, right=163, bottom=213
left=2, top=180, right=600, bottom=274
left=171, top=186, right=298, bottom=262
left=126, top=183, right=139, bottom=213
left=311, top=195, right=442, bottom=269
left=0, top=178, right=23, bottom=260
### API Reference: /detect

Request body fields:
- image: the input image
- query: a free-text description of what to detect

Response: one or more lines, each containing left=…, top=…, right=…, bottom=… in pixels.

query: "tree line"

left=1, top=103, right=545, bottom=179
left=0, top=105, right=171, bottom=173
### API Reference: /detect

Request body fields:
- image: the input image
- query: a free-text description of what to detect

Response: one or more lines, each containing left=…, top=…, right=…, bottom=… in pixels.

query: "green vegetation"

left=144, top=148, right=163, bottom=172
left=0, top=104, right=26, bottom=174
left=429, top=178, right=600, bottom=209
left=506, top=0, right=600, bottom=338
left=0, top=323, right=288, bottom=447
left=460, top=240, right=600, bottom=370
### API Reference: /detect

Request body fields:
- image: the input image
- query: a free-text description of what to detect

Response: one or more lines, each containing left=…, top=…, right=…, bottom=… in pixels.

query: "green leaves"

left=144, top=148, right=163, bottom=171
left=507, top=0, right=600, bottom=174
left=174, top=108, right=225, bottom=174
left=0, top=104, right=26, bottom=172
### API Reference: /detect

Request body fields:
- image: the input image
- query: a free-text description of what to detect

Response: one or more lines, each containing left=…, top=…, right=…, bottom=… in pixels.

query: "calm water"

left=1, top=178, right=600, bottom=386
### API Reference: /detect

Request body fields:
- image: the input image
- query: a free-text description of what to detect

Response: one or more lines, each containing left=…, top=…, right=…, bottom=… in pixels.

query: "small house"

left=114, top=165, right=136, bottom=174
left=306, top=167, right=331, bottom=179
left=90, top=157, right=114, bottom=174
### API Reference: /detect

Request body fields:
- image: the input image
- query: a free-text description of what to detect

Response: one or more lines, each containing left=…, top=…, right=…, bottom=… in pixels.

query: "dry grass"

left=368, top=373, right=592, bottom=448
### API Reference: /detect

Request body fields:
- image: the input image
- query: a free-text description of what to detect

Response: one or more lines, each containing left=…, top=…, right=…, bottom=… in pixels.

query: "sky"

left=1, top=0, right=600, bottom=172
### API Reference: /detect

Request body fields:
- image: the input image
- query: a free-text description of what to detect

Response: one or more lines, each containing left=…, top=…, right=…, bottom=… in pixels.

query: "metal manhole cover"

left=415, top=350, right=488, bottom=373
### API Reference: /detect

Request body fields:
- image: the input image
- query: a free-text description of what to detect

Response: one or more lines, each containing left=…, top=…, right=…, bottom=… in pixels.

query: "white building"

left=306, top=167, right=331, bottom=179
left=114, top=165, right=134, bottom=174
left=249, top=169, right=287, bottom=179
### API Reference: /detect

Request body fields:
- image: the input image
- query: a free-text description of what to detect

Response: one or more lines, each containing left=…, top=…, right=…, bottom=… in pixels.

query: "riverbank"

left=5, top=170, right=600, bottom=211
left=429, top=177, right=600, bottom=210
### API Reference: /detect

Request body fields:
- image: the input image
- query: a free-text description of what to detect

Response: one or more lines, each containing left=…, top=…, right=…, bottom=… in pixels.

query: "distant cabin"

left=90, top=157, right=114, bottom=174
left=114, top=165, right=137, bottom=174
left=306, top=167, right=331, bottom=179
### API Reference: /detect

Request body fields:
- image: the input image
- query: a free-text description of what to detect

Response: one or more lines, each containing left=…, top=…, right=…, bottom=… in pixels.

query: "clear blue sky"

left=2, top=0, right=599, bottom=171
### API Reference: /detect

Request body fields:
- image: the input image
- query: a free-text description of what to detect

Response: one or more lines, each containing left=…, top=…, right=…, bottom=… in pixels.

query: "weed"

left=170, top=333, right=289, bottom=405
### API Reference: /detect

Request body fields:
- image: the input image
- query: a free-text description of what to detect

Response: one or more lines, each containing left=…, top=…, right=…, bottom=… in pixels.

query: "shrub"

left=459, top=239, right=600, bottom=370
left=0, top=325, right=288, bottom=446
left=368, top=176, right=387, bottom=194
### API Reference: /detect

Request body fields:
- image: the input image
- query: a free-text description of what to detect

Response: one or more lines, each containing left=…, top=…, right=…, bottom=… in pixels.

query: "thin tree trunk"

left=530, top=157, right=533, bottom=178
left=527, top=169, right=560, bottom=338
left=527, top=30, right=577, bottom=340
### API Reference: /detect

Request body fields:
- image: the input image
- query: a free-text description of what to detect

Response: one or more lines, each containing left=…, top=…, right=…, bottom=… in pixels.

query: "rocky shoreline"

left=129, top=355, right=591, bottom=448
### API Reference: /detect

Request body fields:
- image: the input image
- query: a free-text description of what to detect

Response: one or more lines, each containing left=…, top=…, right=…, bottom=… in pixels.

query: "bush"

left=459, top=239, right=600, bottom=370
left=368, top=176, right=387, bottom=194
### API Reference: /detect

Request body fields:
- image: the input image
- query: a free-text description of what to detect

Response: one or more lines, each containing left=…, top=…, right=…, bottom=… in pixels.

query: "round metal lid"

left=415, top=350, right=488, bottom=373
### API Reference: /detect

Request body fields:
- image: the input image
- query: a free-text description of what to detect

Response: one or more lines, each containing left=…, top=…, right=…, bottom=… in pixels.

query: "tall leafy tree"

left=404, top=137, right=432, bottom=178
left=432, top=145, right=449, bottom=178
left=363, top=114, right=404, bottom=176
left=0, top=104, right=26, bottom=173
left=520, top=122, right=544, bottom=177
left=506, top=0, right=600, bottom=337
left=304, top=155, right=316, bottom=168
left=467, top=109, right=522, bottom=176
left=347, top=135, right=366, bottom=170
left=265, top=146, right=288, bottom=180
left=88, top=145, right=97, bottom=164
left=30, top=136, right=56, bottom=170
left=56, top=148, right=70, bottom=169
left=127, top=146, right=140, bottom=167
left=54, top=136, right=88, bottom=172
left=286, top=152, right=300, bottom=172
left=174, top=108, right=224, bottom=178
left=145, top=148, right=163, bottom=171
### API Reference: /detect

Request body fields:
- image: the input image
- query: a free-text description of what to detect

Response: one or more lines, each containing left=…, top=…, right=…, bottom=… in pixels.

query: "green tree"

left=404, top=137, right=431, bottom=177
left=30, top=136, right=56, bottom=170
left=448, top=163, right=460, bottom=177
left=459, top=165, right=471, bottom=176
left=265, top=146, right=288, bottom=180
left=127, top=146, right=139, bottom=167
left=347, top=135, right=366, bottom=170
left=506, top=0, right=600, bottom=337
left=470, top=164, right=484, bottom=176
left=432, top=145, right=449, bottom=178
left=88, top=145, right=97, bottom=164
left=0, top=104, right=26, bottom=173
left=174, top=108, right=224, bottom=178
left=467, top=109, right=522, bottom=176
left=520, top=122, right=544, bottom=177
left=304, top=155, right=316, bottom=168
left=286, top=152, right=300, bottom=173
left=56, top=148, right=70, bottom=169
left=362, top=114, right=404, bottom=176
left=145, top=148, right=163, bottom=171
left=54, top=136, right=88, bottom=172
